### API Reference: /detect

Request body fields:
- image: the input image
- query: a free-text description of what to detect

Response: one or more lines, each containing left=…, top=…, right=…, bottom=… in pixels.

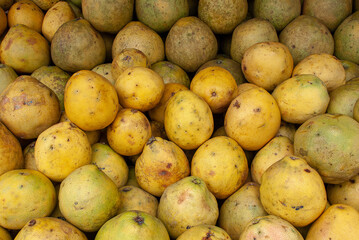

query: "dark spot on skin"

left=67, top=138, right=70, bottom=142
left=350, top=179, right=356, bottom=184
left=50, top=229, right=53, bottom=232
left=211, top=92, right=216, bottom=97
left=128, top=72, right=132, bottom=75
left=166, top=163, right=172, bottom=169
left=19, top=185, right=23, bottom=189
left=49, top=145, right=54, bottom=150
left=192, top=178, right=201, bottom=185
left=131, top=109, right=138, bottom=113
left=122, top=187, right=132, bottom=192
left=299, top=148, right=308, bottom=156
left=279, top=200, right=287, bottom=207
left=233, top=100, right=240, bottom=109
left=16, top=7, right=20, bottom=10
left=202, top=231, right=214, bottom=239
left=252, top=219, right=260, bottom=225
left=304, top=169, right=311, bottom=173
left=291, top=45, right=295, bottom=49
left=186, top=225, right=192, bottom=229
left=28, top=219, right=36, bottom=226
left=209, top=171, right=215, bottom=176
left=291, top=206, right=304, bottom=210
left=26, top=38, right=37, bottom=45
left=159, top=170, right=168, bottom=176
left=337, top=205, right=345, bottom=209
left=253, top=108, right=261, bottom=112
left=243, top=65, right=247, bottom=71
left=74, top=201, right=78, bottom=205
left=123, top=55, right=131, bottom=61
left=134, top=215, right=144, bottom=225
left=289, top=156, right=298, bottom=160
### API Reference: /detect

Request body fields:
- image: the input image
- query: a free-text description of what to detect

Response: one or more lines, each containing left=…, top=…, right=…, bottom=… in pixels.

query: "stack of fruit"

left=1, top=0, right=359, bottom=239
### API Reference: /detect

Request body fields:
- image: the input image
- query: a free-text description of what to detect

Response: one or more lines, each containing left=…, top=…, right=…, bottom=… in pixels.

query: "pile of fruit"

left=1, top=0, right=359, bottom=239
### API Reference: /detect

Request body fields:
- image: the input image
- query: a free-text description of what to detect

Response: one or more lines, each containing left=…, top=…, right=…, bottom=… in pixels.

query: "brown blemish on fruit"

left=211, top=92, right=216, bottom=97
left=166, top=163, right=172, bottom=169
left=159, top=170, right=168, bottom=176
left=131, top=109, right=138, bottom=113
left=253, top=108, right=261, bottom=112
left=122, top=187, right=132, bottom=192
left=202, top=231, right=214, bottom=240
left=209, top=170, right=215, bottom=176
left=233, top=100, right=240, bottom=108
left=279, top=200, right=287, bottom=207
left=178, top=190, right=189, bottom=204
left=304, top=169, right=311, bottom=173
left=350, top=179, right=356, bottom=184
left=299, top=148, right=308, bottom=156
left=134, top=215, right=144, bottom=225
left=337, top=205, right=345, bottom=209
left=28, top=219, right=36, bottom=226
left=26, top=38, right=37, bottom=45
left=4, top=38, right=13, bottom=50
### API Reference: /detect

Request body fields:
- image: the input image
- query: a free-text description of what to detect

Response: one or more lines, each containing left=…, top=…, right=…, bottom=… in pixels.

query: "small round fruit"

left=241, top=41, right=293, bottom=91
left=59, top=164, right=120, bottom=232
left=107, top=108, right=152, bottom=156
left=260, top=156, right=327, bottom=227
left=292, top=53, right=346, bottom=91
left=7, top=0, right=44, bottom=33
left=151, top=61, right=190, bottom=87
left=191, top=136, right=248, bottom=199
left=224, top=85, right=281, bottom=151
left=64, top=70, right=120, bottom=131
left=164, top=90, right=214, bottom=150
left=190, top=66, right=238, bottom=113
left=35, top=122, right=92, bottom=182
left=0, top=122, right=23, bottom=176
left=14, top=217, right=87, bottom=240
left=0, top=75, right=60, bottom=139
left=327, top=175, right=359, bottom=211
left=272, top=74, right=330, bottom=124
left=115, top=66, right=164, bottom=112
left=95, top=210, right=170, bottom=240
left=0, top=169, right=56, bottom=230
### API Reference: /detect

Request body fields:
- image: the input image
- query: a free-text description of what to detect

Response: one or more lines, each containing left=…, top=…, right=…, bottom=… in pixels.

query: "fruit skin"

left=218, top=182, right=268, bottom=240
left=164, top=90, right=214, bottom=150
left=306, top=204, right=359, bottom=239
left=35, top=121, right=92, bottom=182
left=95, top=210, right=170, bottom=240
left=14, top=217, right=88, bottom=240
left=292, top=53, right=346, bottom=91
left=31, top=0, right=61, bottom=10
left=0, top=226, right=11, bottom=240
left=251, top=136, right=293, bottom=184
left=260, top=155, right=327, bottom=227
left=115, top=67, right=164, bottom=112
left=31, top=65, right=70, bottom=111
left=112, top=21, right=165, bottom=65
left=0, top=0, right=13, bottom=10
left=279, top=15, right=334, bottom=65
left=198, top=0, right=248, bottom=34
left=0, top=75, right=60, bottom=139
left=0, top=24, right=50, bottom=73
left=82, top=0, right=133, bottom=34
left=135, top=136, right=190, bottom=197
left=136, top=0, right=189, bottom=33
left=148, top=83, right=188, bottom=123
left=239, top=215, right=304, bottom=240
left=327, top=175, right=359, bottom=212
left=64, top=70, right=120, bottom=131
left=224, top=84, right=281, bottom=151
left=191, top=136, right=248, bottom=199
left=0, top=64, right=17, bottom=95
left=341, top=60, right=359, bottom=81
left=51, top=18, right=106, bottom=73
left=157, top=176, right=219, bottom=238
left=42, top=1, right=76, bottom=41
left=7, top=0, right=44, bottom=33
left=111, top=48, right=150, bottom=82
left=59, top=164, right=120, bottom=232
left=0, top=169, right=56, bottom=230
left=294, top=113, right=359, bottom=184
left=91, top=143, right=129, bottom=188
left=241, top=41, right=293, bottom=91
left=117, top=185, right=158, bottom=216
left=327, top=83, right=359, bottom=117
left=0, top=121, right=24, bottom=176
left=230, top=18, right=279, bottom=63
left=302, top=0, right=352, bottom=32
left=253, top=0, right=301, bottom=31
left=177, top=224, right=231, bottom=240
left=272, top=74, right=330, bottom=124
left=151, top=61, right=190, bottom=88
left=190, top=66, right=238, bottom=114
left=334, top=11, right=359, bottom=64
left=107, top=108, right=152, bottom=156
left=165, top=16, right=218, bottom=72
left=0, top=6, right=7, bottom=36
